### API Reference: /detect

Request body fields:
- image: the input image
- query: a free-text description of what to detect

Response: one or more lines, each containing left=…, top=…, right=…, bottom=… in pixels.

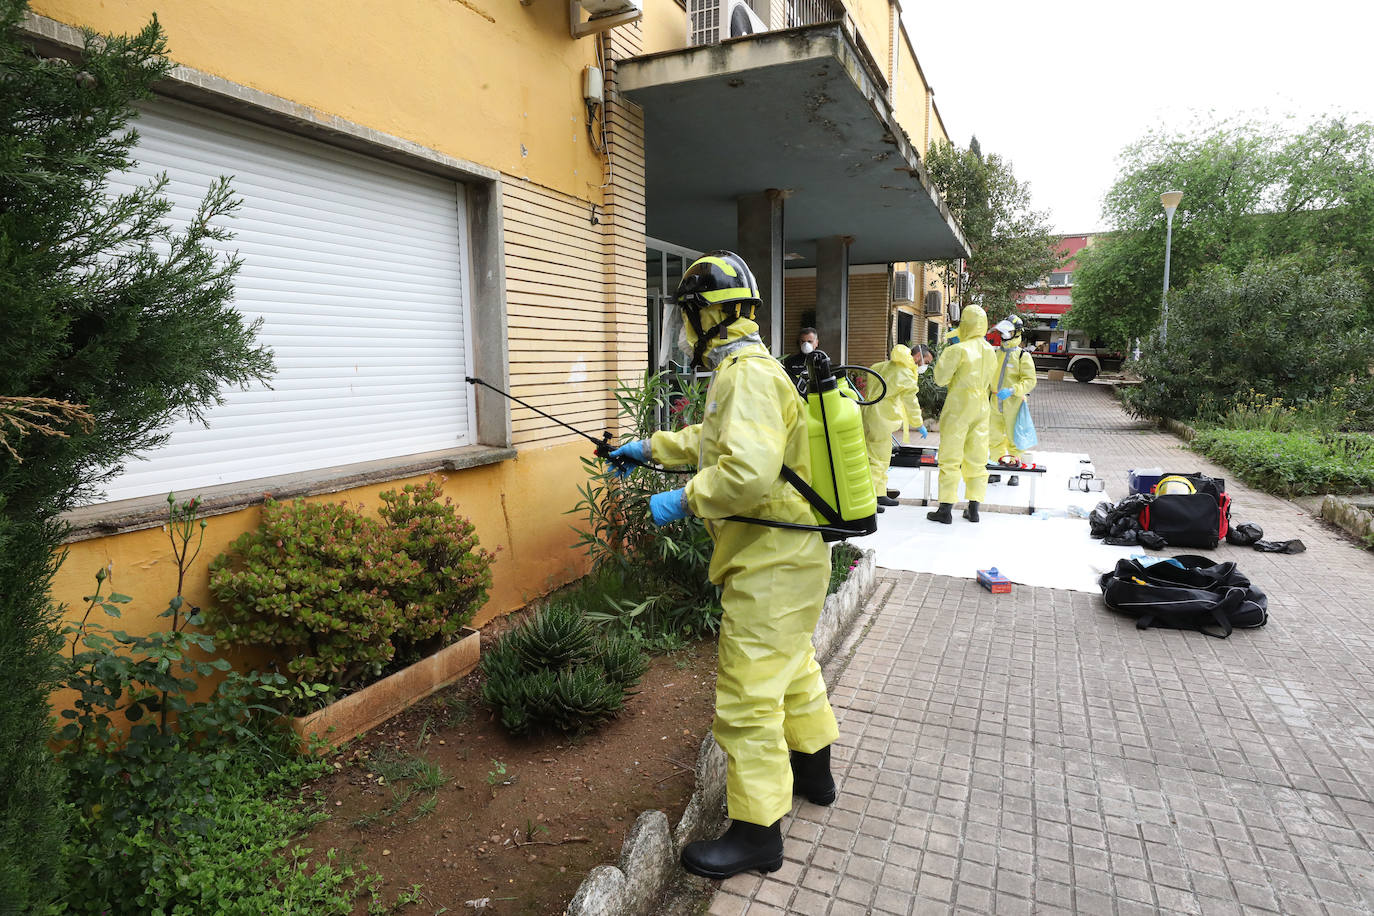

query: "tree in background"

left=0, top=3, right=273, bottom=907
left=1068, top=116, right=1374, bottom=351
left=1122, top=259, right=1369, bottom=422
left=925, top=137, right=1062, bottom=322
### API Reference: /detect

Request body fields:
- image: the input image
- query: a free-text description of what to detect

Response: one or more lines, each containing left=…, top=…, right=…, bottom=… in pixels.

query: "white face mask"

left=916, top=363, right=929, bottom=375
left=800, top=341, right=815, bottom=354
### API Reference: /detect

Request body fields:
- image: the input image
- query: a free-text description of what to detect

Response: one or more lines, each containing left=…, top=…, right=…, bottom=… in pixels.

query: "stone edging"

left=1321, top=495, right=1374, bottom=543
left=1160, top=417, right=1198, bottom=442
left=563, top=547, right=879, bottom=916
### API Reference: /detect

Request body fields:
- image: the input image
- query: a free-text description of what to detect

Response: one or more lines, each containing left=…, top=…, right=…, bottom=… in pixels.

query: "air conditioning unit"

left=688, top=0, right=766, bottom=46
left=583, top=0, right=642, bottom=15
left=891, top=269, right=915, bottom=302
left=923, top=290, right=942, bottom=316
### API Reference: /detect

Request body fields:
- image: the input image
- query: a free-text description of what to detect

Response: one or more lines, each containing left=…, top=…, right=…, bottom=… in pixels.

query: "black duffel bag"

left=1098, top=555, right=1268, bottom=638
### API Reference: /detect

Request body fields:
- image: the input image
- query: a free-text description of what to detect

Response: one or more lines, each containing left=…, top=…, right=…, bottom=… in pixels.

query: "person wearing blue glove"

left=648, top=487, right=690, bottom=524
left=987, top=314, right=1038, bottom=485
left=643, top=251, right=840, bottom=881
left=861, top=345, right=927, bottom=509
left=606, top=439, right=651, bottom=478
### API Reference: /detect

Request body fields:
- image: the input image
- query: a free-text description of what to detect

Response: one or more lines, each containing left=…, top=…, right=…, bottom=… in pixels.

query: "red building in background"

left=1014, top=234, right=1123, bottom=382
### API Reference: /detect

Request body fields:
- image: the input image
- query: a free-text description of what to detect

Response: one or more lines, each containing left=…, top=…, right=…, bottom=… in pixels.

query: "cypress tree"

left=0, top=3, right=273, bottom=907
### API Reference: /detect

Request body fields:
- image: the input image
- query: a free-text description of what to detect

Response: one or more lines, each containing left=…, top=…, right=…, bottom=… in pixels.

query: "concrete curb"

left=563, top=547, right=879, bottom=916
left=1320, top=495, right=1374, bottom=543
left=1160, top=417, right=1198, bottom=442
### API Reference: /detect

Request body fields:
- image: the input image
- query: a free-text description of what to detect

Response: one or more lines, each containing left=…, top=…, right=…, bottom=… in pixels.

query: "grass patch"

left=829, top=543, right=864, bottom=595
left=1189, top=427, right=1374, bottom=496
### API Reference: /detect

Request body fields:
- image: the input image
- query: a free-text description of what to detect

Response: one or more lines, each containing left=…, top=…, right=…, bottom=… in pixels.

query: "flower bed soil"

left=305, top=637, right=719, bottom=915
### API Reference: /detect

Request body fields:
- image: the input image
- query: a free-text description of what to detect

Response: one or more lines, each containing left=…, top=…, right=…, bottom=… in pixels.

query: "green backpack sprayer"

left=466, top=350, right=884, bottom=542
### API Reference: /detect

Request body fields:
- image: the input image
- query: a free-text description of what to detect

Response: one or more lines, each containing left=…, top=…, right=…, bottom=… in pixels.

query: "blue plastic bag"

left=1013, top=399, right=1038, bottom=450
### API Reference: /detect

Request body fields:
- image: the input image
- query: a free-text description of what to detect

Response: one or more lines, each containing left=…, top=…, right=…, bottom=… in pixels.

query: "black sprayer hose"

left=464, top=376, right=691, bottom=475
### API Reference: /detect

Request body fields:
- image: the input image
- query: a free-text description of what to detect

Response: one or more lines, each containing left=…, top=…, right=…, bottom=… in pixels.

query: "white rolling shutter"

left=100, top=100, right=474, bottom=503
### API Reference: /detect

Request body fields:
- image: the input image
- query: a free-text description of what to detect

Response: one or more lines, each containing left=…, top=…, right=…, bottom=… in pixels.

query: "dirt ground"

left=306, top=637, right=719, bottom=915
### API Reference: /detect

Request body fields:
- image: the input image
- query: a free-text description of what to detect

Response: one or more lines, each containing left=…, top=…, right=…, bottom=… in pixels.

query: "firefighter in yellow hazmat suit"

left=864, top=345, right=926, bottom=510
left=987, top=314, right=1037, bottom=484
left=607, top=251, right=839, bottom=879
left=928, top=304, right=998, bottom=523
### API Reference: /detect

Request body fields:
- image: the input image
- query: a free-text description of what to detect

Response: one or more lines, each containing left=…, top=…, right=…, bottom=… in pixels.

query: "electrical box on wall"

left=583, top=66, right=604, bottom=106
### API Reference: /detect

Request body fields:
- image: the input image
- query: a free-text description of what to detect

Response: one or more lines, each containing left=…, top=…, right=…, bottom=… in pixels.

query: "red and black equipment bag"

left=1139, top=472, right=1231, bottom=549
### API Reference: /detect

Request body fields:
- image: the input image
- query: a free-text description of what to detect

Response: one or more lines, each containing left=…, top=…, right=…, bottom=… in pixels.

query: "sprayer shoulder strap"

left=717, top=352, right=842, bottom=526
left=778, top=464, right=843, bottom=525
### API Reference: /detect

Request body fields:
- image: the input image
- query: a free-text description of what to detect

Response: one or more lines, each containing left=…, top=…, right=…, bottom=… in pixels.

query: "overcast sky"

left=903, top=0, right=1374, bottom=234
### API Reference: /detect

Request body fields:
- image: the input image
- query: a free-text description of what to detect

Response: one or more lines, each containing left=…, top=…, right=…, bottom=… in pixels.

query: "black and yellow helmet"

left=675, top=251, right=761, bottom=314
left=674, top=250, right=761, bottom=368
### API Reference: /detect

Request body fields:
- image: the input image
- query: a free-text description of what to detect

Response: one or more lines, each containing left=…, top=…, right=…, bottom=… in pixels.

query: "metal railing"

left=786, top=0, right=843, bottom=28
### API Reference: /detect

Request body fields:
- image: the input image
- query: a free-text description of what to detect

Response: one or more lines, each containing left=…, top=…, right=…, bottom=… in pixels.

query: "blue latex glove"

left=649, top=488, right=691, bottom=526
left=946, top=335, right=959, bottom=345
left=997, top=387, right=1013, bottom=401
left=607, top=439, right=651, bottom=478
left=917, top=425, right=928, bottom=439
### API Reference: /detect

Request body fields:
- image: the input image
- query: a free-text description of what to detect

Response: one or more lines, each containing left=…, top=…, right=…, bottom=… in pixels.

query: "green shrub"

left=1189, top=428, right=1374, bottom=496
left=379, top=479, right=495, bottom=646
left=1123, top=259, right=1369, bottom=424
left=480, top=600, right=649, bottom=737
left=55, top=497, right=382, bottom=914
left=208, top=498, right=404, bottom=687
left=572, top=372, right=721, bottom=644
left=208, top=481, right=495, bottom=689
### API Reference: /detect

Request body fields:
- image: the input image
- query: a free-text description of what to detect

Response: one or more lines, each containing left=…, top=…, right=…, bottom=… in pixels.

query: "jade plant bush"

left=208, top=479, right=495, bottom=692
left=480, top=599, right=649, bottom=736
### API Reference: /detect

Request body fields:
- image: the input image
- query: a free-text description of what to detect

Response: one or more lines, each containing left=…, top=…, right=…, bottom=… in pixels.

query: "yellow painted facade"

left=32, top=0, right=605, bottom=203
left=30, top=0, right=955, bottom=714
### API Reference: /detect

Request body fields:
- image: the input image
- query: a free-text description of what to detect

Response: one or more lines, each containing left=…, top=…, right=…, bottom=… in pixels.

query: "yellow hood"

left=956, top=304, right=988, bottom=342
left=888, top=344, right=916, bottom=371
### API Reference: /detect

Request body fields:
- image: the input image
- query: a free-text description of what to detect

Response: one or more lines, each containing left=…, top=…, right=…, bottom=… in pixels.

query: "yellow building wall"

left=52, top=445, right=593, bottom=637
left=32, top=0, right=604, bottom=204
left=641, top=0, right=688, bottom=55
left=839, top=0, right=891, bottom=87
left=32, top=1, right=649, bottom=714
left=893, top=39, right=927, bottom=153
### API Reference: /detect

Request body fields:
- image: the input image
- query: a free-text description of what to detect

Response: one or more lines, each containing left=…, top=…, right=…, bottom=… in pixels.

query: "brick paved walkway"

left=708, top=379, right=1374, bottom=915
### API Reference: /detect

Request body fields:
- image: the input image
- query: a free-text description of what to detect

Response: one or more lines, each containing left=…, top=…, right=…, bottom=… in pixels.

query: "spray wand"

left=464, top=377, right=689, bottom=476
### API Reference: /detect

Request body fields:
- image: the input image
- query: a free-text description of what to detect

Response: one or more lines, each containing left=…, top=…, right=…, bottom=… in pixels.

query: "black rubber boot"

left=927, top=503, right=953, bottom=524
left=680, top=819, right=784, bottom=879
left=987, top=473, right=1002, bottom=484
left=876, top=505, right=885, bottom=514
left=1008, top=475, right=1020, bottom=487
left=790, top=746, right=837, bottom=806
left=876, top=495, right=899, bottom=507
left=886, top=489, right=901, bottom=499
left=963, top=501, right=980, bottom=523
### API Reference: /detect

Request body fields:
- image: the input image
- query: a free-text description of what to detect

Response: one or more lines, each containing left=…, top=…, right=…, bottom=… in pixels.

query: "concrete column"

left=736, top=190, right=785, bottom=354
left=816, top=235, right=852, bottom=364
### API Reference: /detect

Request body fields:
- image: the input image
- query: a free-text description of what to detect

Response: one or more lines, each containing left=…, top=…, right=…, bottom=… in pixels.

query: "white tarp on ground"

left=884, top=450, right=1110, bottom=515
left=871, top=451, right=1141, bottom=593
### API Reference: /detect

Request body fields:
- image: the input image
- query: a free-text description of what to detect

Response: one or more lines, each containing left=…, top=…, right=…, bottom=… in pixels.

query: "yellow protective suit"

left=649, top=310, right=838, bottom=827
left=862, top=345, right=924, bottom=496
left=988, top=339, right=1038, bottom=462
left=933, top=305, right=998, bottom=504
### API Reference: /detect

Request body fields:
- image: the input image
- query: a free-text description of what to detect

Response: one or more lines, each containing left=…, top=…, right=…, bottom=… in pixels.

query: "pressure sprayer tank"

left=804, top=352, right=877, bottom=534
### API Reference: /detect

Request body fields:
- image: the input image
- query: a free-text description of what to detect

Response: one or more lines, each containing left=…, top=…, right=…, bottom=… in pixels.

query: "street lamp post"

left=1160, top=190, right=1183, bottom=344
